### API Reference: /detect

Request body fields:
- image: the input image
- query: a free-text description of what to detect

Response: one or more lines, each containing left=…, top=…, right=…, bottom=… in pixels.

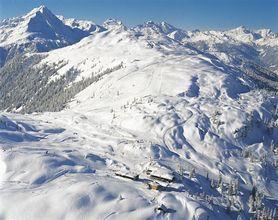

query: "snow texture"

left=0, top=5, right=277, bottom=220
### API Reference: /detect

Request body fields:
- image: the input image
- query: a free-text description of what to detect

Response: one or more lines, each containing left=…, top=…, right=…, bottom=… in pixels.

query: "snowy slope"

left=183, top=26, right=278, bottom=72
left=132, top=22, right=278, bottom=72
left=0, top=68, right=277, bottom=219
left=0, top=6, right=277, bottom=220
left=57, top=15, right=105, bottom=33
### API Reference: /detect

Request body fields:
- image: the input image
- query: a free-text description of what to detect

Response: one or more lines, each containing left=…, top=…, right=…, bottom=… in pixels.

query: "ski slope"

left=1, top=47, right=277, bottom=219
left=0, top=5, right=277, bottom=220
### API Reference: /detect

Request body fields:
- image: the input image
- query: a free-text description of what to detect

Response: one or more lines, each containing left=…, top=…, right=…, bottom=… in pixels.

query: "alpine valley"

left=0, top=5, right=277, bottom=220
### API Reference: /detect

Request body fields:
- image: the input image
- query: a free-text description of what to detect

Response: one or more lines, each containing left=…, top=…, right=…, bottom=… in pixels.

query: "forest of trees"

left=0, top=54, right=123, bottom=113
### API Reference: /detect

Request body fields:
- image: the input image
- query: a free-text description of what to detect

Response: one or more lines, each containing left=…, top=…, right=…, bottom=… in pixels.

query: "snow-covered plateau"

left=0, top=5, right=277, bottom=220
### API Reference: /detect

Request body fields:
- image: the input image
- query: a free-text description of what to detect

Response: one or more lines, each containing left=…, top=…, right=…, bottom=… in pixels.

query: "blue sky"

left=0, top=0, right=277, bottom=31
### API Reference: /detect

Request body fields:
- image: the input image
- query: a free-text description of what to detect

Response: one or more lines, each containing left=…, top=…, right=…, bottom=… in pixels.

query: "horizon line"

left=0, top=3, right=277, bottom=33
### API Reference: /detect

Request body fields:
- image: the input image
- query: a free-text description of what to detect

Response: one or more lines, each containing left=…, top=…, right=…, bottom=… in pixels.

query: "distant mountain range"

left=1, top=6, right=277, bottom=70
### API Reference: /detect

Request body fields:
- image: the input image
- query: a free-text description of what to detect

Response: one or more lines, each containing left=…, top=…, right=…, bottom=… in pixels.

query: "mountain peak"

left=24, top=5, right=51, bottom=18
left=256, top=28, right=275, bottom=38
left=103, top=18, right=122, bottom=25
left=36, top=5, right=48, bottom=12
left=14, top=5, right=89, bottom=48
left=159, top=21, right=178, bottom=34
left=229, top=25, right=250, bottom=34
left=103, top=18, right=126, bottom=31
left=138, top=21, right=179, bottom=35
left=145, top=20, right=155, bottom=25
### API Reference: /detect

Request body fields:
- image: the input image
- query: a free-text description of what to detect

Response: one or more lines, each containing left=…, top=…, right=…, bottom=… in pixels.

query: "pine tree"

left=220, top=182, right=224, bottom=194
left=210, top=179, right=215, bottom=189
left=255, top=192, right=262, bottom=209
left=189, top=167, right=195, bottom=179
left=228, top=182, right=233, bottom=196
left=217, top=173, right=222, bottom=187
left=248, top=195, right=255, bottom=212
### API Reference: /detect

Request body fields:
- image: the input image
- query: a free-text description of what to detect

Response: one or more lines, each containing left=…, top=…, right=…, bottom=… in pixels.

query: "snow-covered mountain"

left=0, top=5, right=86, bottom=46
left=0, top=5, right=277, bottom=71
left=134, top=22, right=278, bottom=72
left=0, top=5, right=101, bottom=66
left=0, top=6, right=277, bottom=220
left=57, top=15, right=105, bottom=33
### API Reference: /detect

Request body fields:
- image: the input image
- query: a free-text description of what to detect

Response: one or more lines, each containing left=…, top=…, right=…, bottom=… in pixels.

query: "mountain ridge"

left=1, top=5, right=277, bottom=72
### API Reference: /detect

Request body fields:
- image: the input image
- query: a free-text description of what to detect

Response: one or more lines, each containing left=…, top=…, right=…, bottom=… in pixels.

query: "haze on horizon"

left=0, top=0, right=277, bottom=31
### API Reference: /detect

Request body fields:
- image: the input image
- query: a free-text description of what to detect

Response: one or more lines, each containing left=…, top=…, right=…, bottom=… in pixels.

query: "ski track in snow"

left=0, top=5, right=277, bottom=220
